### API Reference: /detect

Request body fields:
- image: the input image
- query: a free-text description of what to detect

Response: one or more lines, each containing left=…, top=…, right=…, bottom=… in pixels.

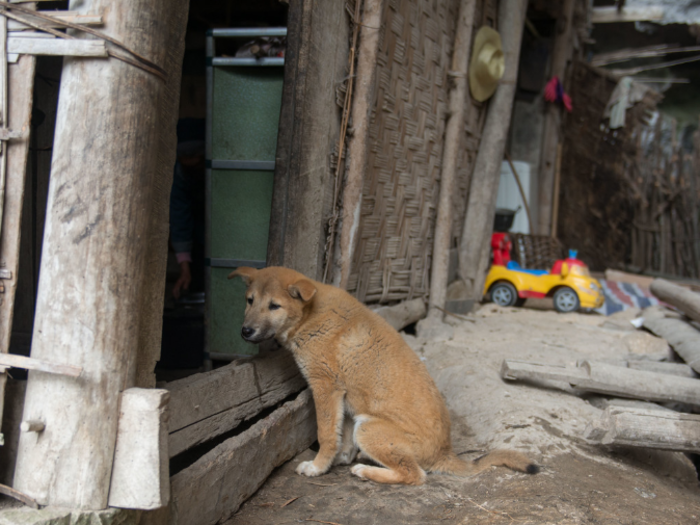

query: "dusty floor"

left=226, top=304, right=700, bottom=525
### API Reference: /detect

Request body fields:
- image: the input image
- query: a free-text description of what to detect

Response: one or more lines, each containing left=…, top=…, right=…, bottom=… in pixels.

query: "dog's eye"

left=247, top=296, right=253, bottom=305
left=269, top=302, right=281, bottom=311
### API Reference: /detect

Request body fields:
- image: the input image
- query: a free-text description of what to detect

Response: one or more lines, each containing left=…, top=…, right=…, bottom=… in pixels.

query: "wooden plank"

left=8, top=12, right=103, bottom=31
left=7, top=36, right=108, bottom=57
left=167, top=352, right=306, bottom=457
left=13, top=0, right=188, bottom=509
left=591, top=6, right=665, bottom=24
left=604, top=269, right=654, bottom=288
left=584, top=406, right=700, bottom=452
left=169, top=389, right=316, bottom=525
left=643, top=310, right=700, bottom=374
left=501, top=359, right=700, bottom=406
left=108, top=389, right=170, bottom=510
left=0, top=353, right=82, bottom=377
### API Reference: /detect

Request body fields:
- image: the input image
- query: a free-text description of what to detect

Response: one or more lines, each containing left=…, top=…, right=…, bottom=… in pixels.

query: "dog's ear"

left=288, top=279, right=317, bottom=302
left=228, top=267, right=257, bottom=285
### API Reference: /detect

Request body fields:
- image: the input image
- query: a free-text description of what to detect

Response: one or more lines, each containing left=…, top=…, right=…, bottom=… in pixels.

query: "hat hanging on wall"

left=469, top=26, right=505, bottom=102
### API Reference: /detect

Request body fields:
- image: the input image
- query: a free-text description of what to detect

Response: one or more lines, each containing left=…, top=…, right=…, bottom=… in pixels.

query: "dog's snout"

left=241, top=326, right=255, bottom=340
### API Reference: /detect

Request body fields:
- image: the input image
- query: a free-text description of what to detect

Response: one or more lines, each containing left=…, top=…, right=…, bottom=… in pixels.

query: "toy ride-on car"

left=483, top=234, right=604, bottom=313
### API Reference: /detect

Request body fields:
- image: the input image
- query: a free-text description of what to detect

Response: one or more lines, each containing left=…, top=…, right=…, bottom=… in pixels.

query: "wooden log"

left=336, top=0, right=384, bottom=289
left=591, top=6, right=664, bottom=24
left=584, top=406, right=700, bottom=453
left=169, top=389, right=317, bottom=525
left=643, top=314, right=700, bottom=374
left=501, top=359, right=700, bottom=407
left=167, top=351, right=306, bottom=457
left=108, top=388, right=170, bottom=510
left=456, top=0, right=527, bottom=302
left=0, top=30, right=35, bottom=454
left=626, top=360, right=697, bottom=378
left=372, top=298, right=427, bottom=331
left=650, top=278, right=700, bottom=323
left=536, top=0, right=575, bottom=235
left=426, top=0, right=477, bottom=320
left=13, top=0, right=188, bottom=509
left=7, top=36, right=108, bottom=57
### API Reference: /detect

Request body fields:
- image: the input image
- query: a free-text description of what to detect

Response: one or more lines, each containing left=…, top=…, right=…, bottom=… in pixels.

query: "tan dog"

left=229, top=266, right=538, bottom=485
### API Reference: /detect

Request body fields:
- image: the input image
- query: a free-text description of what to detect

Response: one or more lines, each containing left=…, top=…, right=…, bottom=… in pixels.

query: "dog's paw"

left=296, top=460, right=324, bottom=477
left=350, top=463, right=370, bottom=480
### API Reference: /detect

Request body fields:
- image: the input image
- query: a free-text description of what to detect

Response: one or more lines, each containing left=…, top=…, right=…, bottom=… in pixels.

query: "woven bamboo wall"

left=347, top=0, right=496, bottom=304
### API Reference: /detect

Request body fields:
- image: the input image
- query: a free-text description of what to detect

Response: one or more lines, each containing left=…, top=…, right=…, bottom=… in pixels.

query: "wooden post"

left=337, top=0, right=384, bottom=289
left=426, top=0, right=477, bottom=320
left=650, top=278, right=700, bottom=324
left=536, top=0, right=575, bottom=235
left=267, top=0, right=350, bottom=281
left=14, top=0, right=188, bottom=509
left=457, top=0, right=528, bottom=302
left=0, top=28, right=36, bottom=445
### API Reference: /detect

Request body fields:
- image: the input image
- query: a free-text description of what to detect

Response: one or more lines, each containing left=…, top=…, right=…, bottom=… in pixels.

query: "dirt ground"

left=226, top=303, right=700, bottom=525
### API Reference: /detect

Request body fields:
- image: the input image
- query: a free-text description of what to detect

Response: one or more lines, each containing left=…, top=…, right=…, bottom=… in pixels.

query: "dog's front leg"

left=296, top=388, right=345, bottom=477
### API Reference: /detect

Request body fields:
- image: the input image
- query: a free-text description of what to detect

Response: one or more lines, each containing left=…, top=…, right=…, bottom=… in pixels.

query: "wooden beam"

left=169, top=390, right=317, bottom=525
left=501, top=359, right=700, bottom=406
left=372, top=298, right=426, bottom=331
left=584, top=406, right=700, bottom=452
left=626, top=360, right=697, bottom=378
left=457, top=0, right=528, bottom=303
left=108, top=389, right=170, bottom=510
left=167, top=352, right=306, bottom=457
left=591, top=6, right=665, bottom=24
left=0, top=353, right=82, bottom=377
left=7, top=36, right=107, bottom=57
left=13, top=0, right=188, bottom=509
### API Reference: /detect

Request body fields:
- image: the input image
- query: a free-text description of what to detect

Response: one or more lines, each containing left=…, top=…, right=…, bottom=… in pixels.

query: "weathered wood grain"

left=108, top=389, right=170, bottom=510
left=501, top=359, right=700, bottom=407
left=169, top=389, right=316, bottom=525
left=584, top=406, right=700, bottom=452
left=13, top=0, right=188, bottom=509
left=0, top=353, right=82, bottom=377
left=643, top=310, right=700, bottom=374
left=650, top=278, right=700, bottom=323
left=167, top=352, right=306, bottom=457
left=0, top=27, right=36, bottom=453
left=7, top=36, right=107, bottom=57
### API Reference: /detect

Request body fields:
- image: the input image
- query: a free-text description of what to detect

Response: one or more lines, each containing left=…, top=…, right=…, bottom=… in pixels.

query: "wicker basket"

left=510, top=233, right=565, bottom=271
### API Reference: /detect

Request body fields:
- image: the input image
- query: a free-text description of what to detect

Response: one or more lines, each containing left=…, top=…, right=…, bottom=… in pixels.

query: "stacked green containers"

left=206, top=28, right=285, bottom=358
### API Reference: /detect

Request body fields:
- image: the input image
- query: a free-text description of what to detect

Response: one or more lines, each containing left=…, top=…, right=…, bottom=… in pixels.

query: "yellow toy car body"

left=483, top=259, right=604, bottom=313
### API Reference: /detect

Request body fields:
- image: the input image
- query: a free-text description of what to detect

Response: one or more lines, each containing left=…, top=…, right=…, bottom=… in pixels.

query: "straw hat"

left=469, top=26, right=505, bottom=102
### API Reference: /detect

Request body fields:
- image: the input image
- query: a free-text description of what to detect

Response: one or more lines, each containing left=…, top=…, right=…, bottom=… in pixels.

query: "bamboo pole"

left=426, top=0, right=477, bottom=320
left=337, top=0, right=384, bottom=289
left=14, top=0, right=188, bottom=509
left=457, top=0, right=528, bottom=302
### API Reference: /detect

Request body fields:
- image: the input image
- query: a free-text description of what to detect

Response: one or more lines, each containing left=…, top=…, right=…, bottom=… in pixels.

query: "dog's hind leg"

left=334, top=414, right=358, bottom=465
left=350, top=416, right=426, bottom=485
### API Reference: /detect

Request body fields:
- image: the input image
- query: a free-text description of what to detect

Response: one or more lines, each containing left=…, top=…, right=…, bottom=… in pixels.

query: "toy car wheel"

left=553, top=287, right=580, bottom=313
left=491, top=282, right=518, bottom=307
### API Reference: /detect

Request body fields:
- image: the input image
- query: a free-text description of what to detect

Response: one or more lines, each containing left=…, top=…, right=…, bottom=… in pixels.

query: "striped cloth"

left=594, top=279, right=661, bottom=315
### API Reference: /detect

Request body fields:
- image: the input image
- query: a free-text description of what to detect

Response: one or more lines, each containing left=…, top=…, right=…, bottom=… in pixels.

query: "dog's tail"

left=431, top=450, right=539, bottom=477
